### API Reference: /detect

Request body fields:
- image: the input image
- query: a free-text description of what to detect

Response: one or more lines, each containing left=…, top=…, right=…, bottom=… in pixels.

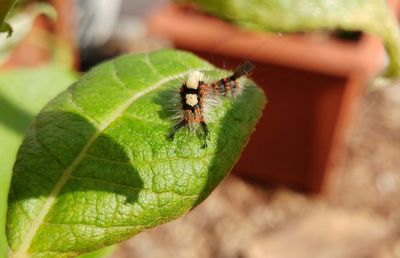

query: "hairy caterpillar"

left=168, top=61, right=255, bottom=147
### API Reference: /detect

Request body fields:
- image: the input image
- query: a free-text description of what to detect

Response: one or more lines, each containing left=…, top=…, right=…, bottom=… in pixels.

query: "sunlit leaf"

left=7, top=49, right=266, bottom=257
left=0, top=65, right=77, bottom=258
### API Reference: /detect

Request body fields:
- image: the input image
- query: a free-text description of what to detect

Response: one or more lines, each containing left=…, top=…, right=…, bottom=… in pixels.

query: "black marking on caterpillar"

left=169, top=61, right=255, bottom=148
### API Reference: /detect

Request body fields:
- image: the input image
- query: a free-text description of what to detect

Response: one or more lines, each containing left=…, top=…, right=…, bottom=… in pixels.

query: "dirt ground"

left=110, top=86, right=400, bottom=258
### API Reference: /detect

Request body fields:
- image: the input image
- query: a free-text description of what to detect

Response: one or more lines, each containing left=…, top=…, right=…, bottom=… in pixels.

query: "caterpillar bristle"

left=232, top=60, right=255, bottom=79
left=168, top=60, right=255, bottom=147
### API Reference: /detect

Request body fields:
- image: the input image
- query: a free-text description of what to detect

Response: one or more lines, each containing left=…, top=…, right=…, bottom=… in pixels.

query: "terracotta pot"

left=148, top=3, right=399, bottom=193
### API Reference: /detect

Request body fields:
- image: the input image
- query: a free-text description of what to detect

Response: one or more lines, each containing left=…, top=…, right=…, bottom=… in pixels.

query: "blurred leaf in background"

left=0, top=0, right=17, bottom=37
left=0, top=22, right=13, bottom=37
left=0, top=65, right=77, bottom=257
left=176, top=0, right=400, bottom=85
left=0, top=2, right=57, bottom=66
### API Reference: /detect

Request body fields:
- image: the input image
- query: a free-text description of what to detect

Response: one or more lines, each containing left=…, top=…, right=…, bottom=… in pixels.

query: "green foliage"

left=0, top=22, right=12, bottom=37
left=0, top=0, right=17, bottom=37
left=0, top=65, right=77, bottom=258
left=7, top=49, right=266, bottom=257
left=177, top=0, right=400, bottom=84
left=0, top=2, right=58, bottom=66
left=77, top=245, right=116, bottom=258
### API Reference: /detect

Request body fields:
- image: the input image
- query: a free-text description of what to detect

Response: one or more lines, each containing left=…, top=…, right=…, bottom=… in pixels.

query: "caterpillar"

left=168, top=61, right=255, bottom=148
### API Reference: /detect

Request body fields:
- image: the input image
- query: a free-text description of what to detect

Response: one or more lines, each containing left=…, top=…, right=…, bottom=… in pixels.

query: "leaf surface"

left=0, top=65, right=77, bottom=258
left=0, top=0, right=17, bottom=37
left=7, top=49, right=266, bottom=257
left=0, top=22, right=12, bottom=37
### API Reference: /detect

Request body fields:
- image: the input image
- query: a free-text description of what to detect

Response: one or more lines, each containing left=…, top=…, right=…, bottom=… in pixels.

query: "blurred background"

left=1, top=0, right=400, bottom=257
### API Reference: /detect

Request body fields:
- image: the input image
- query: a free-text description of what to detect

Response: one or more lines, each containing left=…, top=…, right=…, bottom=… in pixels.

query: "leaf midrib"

left=12, top=66, right=210, bottom=257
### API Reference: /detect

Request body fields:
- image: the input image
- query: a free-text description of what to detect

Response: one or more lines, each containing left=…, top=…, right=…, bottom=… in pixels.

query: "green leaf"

left=0, top=65, right=77, bottom=258
left=77, top=245, right=116, bottom=258
left=0, top=0, right=17, bottom=36
left=0, top=22, right=13, bottom=37
left=177, top=0, right=400, bottom=85
left=1, top=65, right=116, bottom=258
left=7, top=49, right=266, bottom=257
left=0, top=2, right=58, bottom=65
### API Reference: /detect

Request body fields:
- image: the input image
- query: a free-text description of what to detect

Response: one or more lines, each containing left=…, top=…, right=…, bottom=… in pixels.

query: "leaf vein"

left=123, top=112, right=168, bottom=125
left=14, top=68, right=211, bottom=256
left=144, top=53, right=159, bottom=76
left=43, top=221, right=141, bottom=230
left=67, top=88, right=99, bottom=125
left=111, top=61, right=130, bottom=90
left=14, top=197, right=32, bottom=221
left=32, top=126, right=65, bottom=170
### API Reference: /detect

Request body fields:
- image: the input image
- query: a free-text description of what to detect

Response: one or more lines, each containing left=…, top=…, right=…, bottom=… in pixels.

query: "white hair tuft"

left=186, top=71, right=204, bottom=89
